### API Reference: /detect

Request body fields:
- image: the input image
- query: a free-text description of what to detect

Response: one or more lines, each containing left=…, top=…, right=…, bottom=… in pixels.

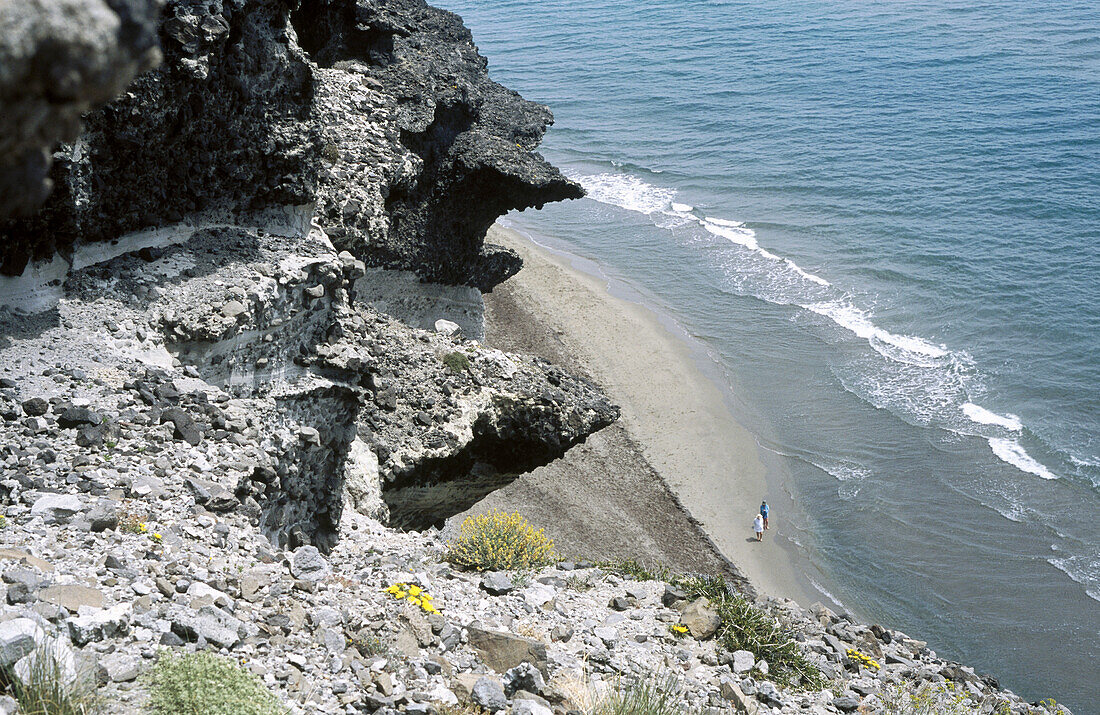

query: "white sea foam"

left=671, top=202, right=694, bottom=212
left=803, top=300, right=948, bottom=363
left=786, top=258, right=831, bottom=286
left=1048, top=554, right=1100, bottom=602
left=700, top=217, right=760, bottom=250
left=961, top=403, right=1023, bottom=431
left=568, top=172, right=675, bottom=214
left=807, top=576, right=846, bottom=609
left=988, top=437, right=1058, bottom=480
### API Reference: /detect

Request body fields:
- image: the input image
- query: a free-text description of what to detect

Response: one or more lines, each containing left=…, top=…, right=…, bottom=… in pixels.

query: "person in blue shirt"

left=760, top=500, right=769, bottom=530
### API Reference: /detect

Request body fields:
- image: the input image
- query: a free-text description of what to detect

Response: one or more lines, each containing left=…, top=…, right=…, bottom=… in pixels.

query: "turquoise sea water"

left=437, top=0, right=1100, bottom=708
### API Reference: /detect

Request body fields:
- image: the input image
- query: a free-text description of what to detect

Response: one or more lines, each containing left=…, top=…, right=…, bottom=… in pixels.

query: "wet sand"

left=476, top=224, right=814, bottom=602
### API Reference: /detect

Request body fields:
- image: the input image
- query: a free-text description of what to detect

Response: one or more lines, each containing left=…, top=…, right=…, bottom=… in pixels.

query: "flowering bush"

left=384, top=582, right=439, bottom=614
left=447, top=510, right=556, bottom=571
left=845, top=647, right=881, bottom=670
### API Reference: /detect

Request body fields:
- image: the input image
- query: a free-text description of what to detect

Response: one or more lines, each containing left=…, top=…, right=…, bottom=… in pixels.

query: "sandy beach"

left=470, top=225, right=815, bottom=603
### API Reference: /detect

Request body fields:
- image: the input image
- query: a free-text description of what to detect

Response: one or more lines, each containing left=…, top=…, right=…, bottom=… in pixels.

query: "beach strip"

left=478, top=224, right=814, bottom=603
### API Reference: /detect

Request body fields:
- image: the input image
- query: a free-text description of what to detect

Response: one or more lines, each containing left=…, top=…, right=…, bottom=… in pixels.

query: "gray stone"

left=290, top=545, right=330, bottom=583
left=480, top=571, right=514, bottom=595
left=0, top=618, right=43, bottom=667
left=681, top=597, right=721, bottom=639
left=21, top=398, right=48, bottom=416
left=511, top=700, right=553, bottom=715
left=833, top=695, right=861, bottom=712
left=40, top=584, right=105, bottom=612
left=503, top=661, right=545, bottom=697
left=471, top=676, right=507, bottom=712
left=30, top=494, right=84, bottom=524
left=466, top=625, right=549, bottom=677
left=96, top=652, right=141, bottom=683
left=732, top=649, right=756, bottom=673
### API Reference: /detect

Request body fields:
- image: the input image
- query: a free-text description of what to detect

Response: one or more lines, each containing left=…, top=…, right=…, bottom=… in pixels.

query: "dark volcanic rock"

left=1, top=0, right=581, bottom=289
left=0, top=0, right=162, bottom=231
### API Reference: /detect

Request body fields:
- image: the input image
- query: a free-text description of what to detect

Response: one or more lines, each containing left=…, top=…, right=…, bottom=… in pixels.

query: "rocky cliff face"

left=0, top=0, right=582, bottom=288
left=0, top=0, right=162, bottom=221
left=0, top=0, right=606, bottom=544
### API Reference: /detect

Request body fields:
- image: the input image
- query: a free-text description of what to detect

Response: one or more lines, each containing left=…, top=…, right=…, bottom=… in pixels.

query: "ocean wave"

left=988, top=438, right=1058, bottom=480
left=807, top=576, right=847, bottom=609
left=803, top=300, right=948, bottom=365
left=1048, top=552, right=1100, bottom=603
left=566, top=167, right=1065, bottom=488
left=962, top=402, right=1023, bottom=431
left=566, top=171, right=676, bottom=214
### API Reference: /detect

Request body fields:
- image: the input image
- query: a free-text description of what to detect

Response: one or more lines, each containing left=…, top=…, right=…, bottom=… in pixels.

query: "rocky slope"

left=0, top=1, right=1078, bottom=714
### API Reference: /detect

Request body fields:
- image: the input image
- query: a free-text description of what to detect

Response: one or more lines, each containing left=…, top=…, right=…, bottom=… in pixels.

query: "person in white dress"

left=753, top=513, right=764, bottom=542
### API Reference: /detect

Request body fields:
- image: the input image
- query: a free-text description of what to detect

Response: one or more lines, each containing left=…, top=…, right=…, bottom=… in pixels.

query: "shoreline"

left=480, top=224, right=818, bottom=605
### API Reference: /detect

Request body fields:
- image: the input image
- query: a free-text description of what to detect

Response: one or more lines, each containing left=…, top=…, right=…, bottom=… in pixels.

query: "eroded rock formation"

left=0, top=0, right=582, bottom=287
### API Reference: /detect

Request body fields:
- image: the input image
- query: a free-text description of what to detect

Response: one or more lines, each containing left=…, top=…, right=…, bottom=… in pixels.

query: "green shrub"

left=447, top=509, right=556, bottom=571
left=147, top=651, right=283, bottom=715
left=673, top=575, right=825, bottom=690
left=441, top=351, right=471, bottom=373
left=590, top=672, right=702, bottom=715
left=599, top=558, right=672, bottom=583
left=4, top=639, right=102, bottom=715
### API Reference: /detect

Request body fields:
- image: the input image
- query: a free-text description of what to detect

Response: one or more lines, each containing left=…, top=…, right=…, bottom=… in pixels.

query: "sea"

left=436, top=0, right=1100, bottom=709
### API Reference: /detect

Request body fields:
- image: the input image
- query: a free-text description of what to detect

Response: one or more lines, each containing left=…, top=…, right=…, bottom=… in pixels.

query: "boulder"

left=40, top=583, right=105, bottom=612
left=0, top=618, right=43, bottom=667
left=471, top=676, right=507, bottom=713
left=67, top=603, right=131, bottom=646
left=467, top=625, right=548, bottom=677
left=732, top=649, right=755, bottom=674
left=503, top=662, right=546, bottom=697
left=290, top=545, right=330, bottom=583
left=480, top=571, right=514, bottom=596
left=30, top=494, right=84, bottom=524
left=20, top=398, right=48, bottom=416
left=680, top=597, right=721, bottom=639
left=96, top=652, right=141, bottom=683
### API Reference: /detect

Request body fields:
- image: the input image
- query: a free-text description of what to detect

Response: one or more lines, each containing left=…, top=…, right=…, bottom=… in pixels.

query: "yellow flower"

left=407, top=597, right=421, bottom=607
left=151, top=533, right=162, bottom=542
left=394, top=590, right=407, bottom=599
left=408, top=585, right=422, bottom=596
left=138, top=523, right=148, bottom=533
left=385, top=585, right=399, bottom=595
